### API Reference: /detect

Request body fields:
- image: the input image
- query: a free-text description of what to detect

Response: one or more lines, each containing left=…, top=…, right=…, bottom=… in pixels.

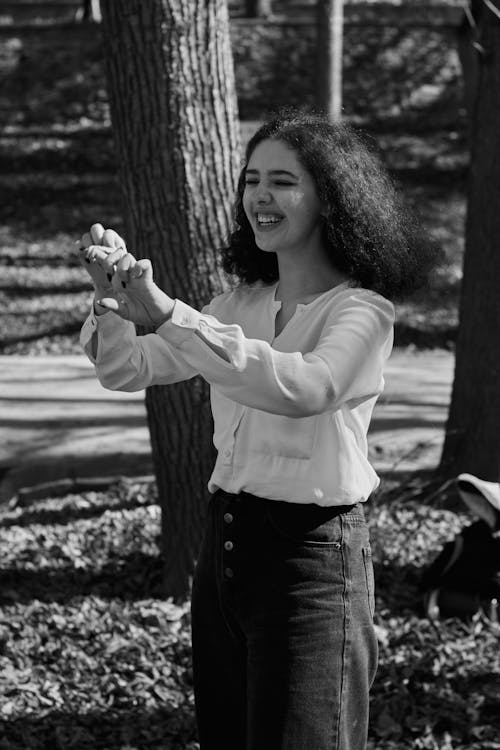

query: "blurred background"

left=0, top=0, right=466, bottom=355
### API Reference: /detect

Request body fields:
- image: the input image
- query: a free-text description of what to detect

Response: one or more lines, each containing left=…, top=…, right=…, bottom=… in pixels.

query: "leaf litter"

left=0, top=476, right=499, bottom=749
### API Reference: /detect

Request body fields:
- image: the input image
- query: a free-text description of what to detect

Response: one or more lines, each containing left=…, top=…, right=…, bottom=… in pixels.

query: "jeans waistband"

left=211, top=488, right=364, bottom=520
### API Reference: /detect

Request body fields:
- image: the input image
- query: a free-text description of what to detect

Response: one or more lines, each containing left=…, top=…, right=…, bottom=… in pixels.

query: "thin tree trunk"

left=78, top=0, right=101, bottom=22
left=456, top=0, right=482, bottom=131
left=316, top=0, right=344, bottom=120
left=440, top=4, right=500, bottom=481
left=245, top=0, right=273, bottom=17
left=99, top=0, right=240, bottom=597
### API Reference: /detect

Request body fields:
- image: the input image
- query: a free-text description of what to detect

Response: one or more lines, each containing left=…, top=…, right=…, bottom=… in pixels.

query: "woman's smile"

left=255, top=212, right=285, bottom=230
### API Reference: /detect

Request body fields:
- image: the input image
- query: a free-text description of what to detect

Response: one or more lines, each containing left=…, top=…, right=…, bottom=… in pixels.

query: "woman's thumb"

left=96, top=297, right=120, bottom=312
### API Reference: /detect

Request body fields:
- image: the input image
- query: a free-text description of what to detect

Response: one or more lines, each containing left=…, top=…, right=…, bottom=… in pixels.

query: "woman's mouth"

left=255, top=212, right=283, bottom=230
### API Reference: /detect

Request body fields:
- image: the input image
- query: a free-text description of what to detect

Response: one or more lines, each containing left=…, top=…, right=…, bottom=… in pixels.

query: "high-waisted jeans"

left=191, top=490, right=378, bottom=750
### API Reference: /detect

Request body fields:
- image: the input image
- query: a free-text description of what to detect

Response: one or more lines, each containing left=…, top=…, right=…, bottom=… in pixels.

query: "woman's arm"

left=79, top=228, right=393, bottom=411
left=78, top=224, right=197, bottom=391
left=80, top=308, right=198, bottom=391
left=157, top=291, right=394, bottom=417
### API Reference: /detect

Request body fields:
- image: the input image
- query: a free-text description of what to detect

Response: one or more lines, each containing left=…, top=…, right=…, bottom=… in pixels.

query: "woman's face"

left=242, top=138, right=324, bottom=255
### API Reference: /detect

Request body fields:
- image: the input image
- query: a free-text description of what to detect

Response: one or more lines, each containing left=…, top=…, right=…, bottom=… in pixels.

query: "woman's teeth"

left=256, top=213, right=282, bottom=225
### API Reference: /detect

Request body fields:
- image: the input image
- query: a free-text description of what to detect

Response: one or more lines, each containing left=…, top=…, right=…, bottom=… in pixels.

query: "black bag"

left=420, top=519, right=500, bottom=620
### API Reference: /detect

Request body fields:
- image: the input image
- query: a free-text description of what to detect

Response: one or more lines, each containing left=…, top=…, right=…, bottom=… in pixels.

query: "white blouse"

left=80, top=281, right=395, bottom=506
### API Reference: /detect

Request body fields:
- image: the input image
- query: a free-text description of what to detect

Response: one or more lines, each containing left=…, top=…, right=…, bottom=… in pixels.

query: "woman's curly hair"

left=221, top=109, right=437, bottom=300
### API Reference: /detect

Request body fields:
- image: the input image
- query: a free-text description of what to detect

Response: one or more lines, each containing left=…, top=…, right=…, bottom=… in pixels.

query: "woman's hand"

left=78, top=224, right=175, bottom=328
left=78, top=223, right=125, bottom=297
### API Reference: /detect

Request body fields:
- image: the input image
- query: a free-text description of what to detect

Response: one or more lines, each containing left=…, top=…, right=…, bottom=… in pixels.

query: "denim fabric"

left=191, top=490, right=378, bottom=750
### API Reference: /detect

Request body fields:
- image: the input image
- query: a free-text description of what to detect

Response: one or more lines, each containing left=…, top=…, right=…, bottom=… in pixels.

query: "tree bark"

left=315, top=0, right=344, bottom=120
left=440, top=3, right=500, bottom=481
left=99, top=0, right=240, bottom=597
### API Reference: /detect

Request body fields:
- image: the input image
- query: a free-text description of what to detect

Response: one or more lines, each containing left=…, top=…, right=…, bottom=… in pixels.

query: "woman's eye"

left=274, top=181, right=293, bottom=186
left=244, top=179, right=258, bottom=186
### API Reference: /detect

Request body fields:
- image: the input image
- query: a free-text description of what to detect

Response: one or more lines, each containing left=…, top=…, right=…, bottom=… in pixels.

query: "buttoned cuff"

left=80, top=306, right=133, bottom=363
left=156, top=299, right=203, bottom=346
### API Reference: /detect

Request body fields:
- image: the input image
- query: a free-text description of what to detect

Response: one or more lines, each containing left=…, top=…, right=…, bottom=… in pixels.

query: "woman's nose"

left=254, top=184, right=272, bottom=203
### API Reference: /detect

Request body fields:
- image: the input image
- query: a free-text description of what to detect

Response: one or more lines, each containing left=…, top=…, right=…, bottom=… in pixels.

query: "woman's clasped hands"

left=77, top=223, right=174, bottom=329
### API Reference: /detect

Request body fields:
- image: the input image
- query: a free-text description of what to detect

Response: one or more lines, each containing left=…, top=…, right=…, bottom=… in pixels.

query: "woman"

left=79, top=110, right=432, bottom=750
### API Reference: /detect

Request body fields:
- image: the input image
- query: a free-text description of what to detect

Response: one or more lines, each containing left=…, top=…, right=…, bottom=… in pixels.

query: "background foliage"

left=0, top=15, right=466, bottom=353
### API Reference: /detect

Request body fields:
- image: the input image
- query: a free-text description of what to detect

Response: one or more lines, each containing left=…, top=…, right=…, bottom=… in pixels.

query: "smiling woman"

left=77, top=107, right=435, bottom=750
left=223, top=109, right=435, bottom=298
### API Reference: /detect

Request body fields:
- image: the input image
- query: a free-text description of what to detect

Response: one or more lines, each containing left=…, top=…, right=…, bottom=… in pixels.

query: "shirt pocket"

left=247, top=411, right=318, bottom=460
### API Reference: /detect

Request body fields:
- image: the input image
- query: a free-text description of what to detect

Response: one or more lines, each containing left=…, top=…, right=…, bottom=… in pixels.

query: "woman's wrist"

left=152, top=298, right=175, bottom=329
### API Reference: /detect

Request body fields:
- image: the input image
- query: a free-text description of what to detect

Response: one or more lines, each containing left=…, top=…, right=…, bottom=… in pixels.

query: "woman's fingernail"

left=121, top=281, right=127, bottom=289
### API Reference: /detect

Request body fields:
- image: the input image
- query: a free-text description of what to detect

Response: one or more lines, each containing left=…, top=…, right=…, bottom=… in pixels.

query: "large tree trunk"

left=99, top=0, right=240, bottom=597
left=440, top=3, right=500, bottom=481
left=315, top=0, right=344, bottom=120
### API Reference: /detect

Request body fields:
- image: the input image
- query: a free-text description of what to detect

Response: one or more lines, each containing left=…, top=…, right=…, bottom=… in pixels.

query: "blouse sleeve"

left=156, top=290, right=395, bottom=417
left=80, top=306, right=198, bottom=391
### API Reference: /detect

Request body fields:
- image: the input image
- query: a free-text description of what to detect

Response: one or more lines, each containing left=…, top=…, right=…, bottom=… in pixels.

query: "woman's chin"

left=256, top=240, right=277, bottom=254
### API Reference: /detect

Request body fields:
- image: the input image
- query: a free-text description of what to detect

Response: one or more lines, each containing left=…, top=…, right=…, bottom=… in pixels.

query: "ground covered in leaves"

left=1, top=478, right=499, bottom=750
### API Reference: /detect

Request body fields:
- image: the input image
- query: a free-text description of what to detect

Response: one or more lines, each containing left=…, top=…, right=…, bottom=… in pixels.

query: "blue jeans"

left=191, top=490, right=378, bottom=750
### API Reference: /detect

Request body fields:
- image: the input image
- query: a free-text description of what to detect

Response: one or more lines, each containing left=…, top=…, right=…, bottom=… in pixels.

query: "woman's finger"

left=115, top=253, right=137, bottom=285
left=101, top=246, right=128, bottom=272
left=130, top=258, right=153, bottom=281
left=77, top=232, right=92, bottom=250
left=90, top=223, right=105, bottom=244
left=83, top=245, right=116, bottom=265
left=102, top=228, right=127, bottom=251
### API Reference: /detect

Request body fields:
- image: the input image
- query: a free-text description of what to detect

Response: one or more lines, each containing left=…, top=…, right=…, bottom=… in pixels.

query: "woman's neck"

left=275, top=253, right=349, bottom=304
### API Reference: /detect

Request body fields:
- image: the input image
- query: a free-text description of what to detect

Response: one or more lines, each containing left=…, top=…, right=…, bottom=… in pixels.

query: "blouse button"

left=223, top=513, right=233, bottom=524
left=224, top=541, right=234, bottom=551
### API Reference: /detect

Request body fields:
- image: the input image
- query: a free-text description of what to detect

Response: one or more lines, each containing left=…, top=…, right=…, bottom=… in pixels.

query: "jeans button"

left=224, top=541, right=234, bottom=551
left=223, top=513, right=233, bottom=524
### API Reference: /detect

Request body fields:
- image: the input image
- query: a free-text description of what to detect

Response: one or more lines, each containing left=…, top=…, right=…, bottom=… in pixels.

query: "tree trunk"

left=456, top=0, right=483, bottom=129
left=99, top=0, right=240, bottom=597
left=78, top=0, right=101, bottom=22
left=245, top=0, right=273, bottom=17
left=440, top=4, right=500, bottom=481
left=315, top=0, right=344, bottom=120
